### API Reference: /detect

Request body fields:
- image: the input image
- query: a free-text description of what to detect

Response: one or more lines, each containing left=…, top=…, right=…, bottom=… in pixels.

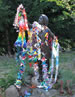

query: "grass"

left=0, top=56, right=33, bottom=89
left=0, top=51, right=75, bottom=95
left=0, top=56, right=17, bottom=89
left=58, top=51, right=75, bottom=88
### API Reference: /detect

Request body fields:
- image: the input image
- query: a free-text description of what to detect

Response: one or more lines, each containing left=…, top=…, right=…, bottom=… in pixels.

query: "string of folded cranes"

left=13, top=4, right=59, bottom=91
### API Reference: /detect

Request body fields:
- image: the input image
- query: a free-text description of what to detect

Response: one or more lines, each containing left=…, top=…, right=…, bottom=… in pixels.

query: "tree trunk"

left=6, top=30, right=11, bottom=56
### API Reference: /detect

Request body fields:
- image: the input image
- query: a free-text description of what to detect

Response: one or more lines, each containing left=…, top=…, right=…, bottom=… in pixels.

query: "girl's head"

left=38, top=14, right=49, bottom=26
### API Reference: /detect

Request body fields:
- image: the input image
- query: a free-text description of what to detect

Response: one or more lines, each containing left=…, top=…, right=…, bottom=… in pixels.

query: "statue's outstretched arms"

left=48, top=28, right=56, bottom=40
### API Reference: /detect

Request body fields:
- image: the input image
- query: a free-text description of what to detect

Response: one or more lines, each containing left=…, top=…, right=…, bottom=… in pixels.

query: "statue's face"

left=38, top=14, right=48, bottom=26
left=38, top=16, right=43, bottom=25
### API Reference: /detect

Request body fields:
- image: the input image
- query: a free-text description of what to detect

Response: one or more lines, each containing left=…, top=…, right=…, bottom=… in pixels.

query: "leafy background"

left=0, top=0, right=75, bottom=55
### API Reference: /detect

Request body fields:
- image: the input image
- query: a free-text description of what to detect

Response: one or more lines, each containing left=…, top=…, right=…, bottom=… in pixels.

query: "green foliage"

left=0, top=0, right=75, bottom=54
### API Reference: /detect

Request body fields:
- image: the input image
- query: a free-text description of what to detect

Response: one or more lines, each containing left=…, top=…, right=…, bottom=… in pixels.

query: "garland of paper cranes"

left=13, top=4, right=59, bottom=91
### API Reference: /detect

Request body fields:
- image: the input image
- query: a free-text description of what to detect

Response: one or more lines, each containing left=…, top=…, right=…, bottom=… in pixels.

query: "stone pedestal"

left=5, top=85, right=19, bottom=97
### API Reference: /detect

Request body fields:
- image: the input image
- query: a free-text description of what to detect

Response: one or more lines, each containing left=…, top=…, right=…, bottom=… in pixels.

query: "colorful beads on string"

left=24, top=90, right=31, bottom=97
left=32, top=49, right=39, bottom=77
left=37, top=57, right=50, bottom=90
left=45, top=30, right=48, bottom=46
left=15, top=80, right=22, bottom=89
left=48, top=39, right=59, bottom=88
left=14, top=31, right=27, bottom=49
left=41, top=57, right=49, bottom=82
left=15, top=50, right=27, bottom=88
left=13, top=4, right=29, bottom=31
left=14, top=4, right=29, bottom=89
